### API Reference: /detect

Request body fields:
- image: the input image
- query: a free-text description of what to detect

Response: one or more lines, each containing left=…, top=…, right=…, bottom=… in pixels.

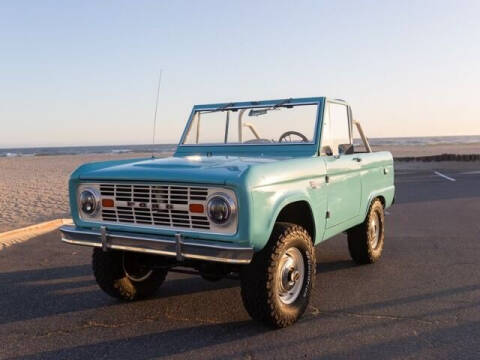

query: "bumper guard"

left=60, top=225, right=253, bottom=264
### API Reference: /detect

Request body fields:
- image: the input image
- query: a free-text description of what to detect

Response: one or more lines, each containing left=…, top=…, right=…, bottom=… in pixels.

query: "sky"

left=1, top=0, right=479, bottom=147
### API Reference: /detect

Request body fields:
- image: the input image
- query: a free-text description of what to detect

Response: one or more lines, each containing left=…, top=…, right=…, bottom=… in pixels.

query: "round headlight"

left=79, top=188, right=100, bottom=216
left=207, top=193, right=236, bottom=226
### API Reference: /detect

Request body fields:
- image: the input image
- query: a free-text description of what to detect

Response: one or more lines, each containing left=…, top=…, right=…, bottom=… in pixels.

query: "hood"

left=75, top=155, right=283, bottom=185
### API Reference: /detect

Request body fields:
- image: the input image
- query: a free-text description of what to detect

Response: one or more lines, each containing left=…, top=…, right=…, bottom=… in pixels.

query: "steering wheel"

left=278, top=131, right=309, bottom=143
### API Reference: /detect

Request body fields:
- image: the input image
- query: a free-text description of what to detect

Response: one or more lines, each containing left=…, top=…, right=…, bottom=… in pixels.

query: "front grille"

left=99, top=183, right=210, bottom=230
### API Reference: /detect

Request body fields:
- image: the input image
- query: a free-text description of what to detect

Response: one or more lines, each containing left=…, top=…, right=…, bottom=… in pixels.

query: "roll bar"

left=353, top=120, right=372, bottom=153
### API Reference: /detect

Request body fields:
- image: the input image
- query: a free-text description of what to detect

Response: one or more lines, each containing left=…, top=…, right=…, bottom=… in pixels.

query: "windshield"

left=182, top=103, right=318, bottom=145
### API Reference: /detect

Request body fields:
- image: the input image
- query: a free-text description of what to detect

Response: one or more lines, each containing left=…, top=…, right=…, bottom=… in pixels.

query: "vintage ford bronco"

left=60, top=97, right=395, bottom=328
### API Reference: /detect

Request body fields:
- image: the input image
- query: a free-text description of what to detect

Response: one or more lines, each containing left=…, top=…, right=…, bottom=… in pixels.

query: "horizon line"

left=1, top=134, right=480, bottom=150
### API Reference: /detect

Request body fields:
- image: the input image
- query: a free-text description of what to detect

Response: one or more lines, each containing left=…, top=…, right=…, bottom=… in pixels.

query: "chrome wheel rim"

left=277, top=247, right=305, bottom=305
left=122, top=254, right=153, bottom=282
left=370, top=211, right=381, bottom=249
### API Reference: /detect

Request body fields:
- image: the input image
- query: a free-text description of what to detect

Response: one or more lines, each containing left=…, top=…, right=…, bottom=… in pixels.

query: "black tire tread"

left=240, top=222, right=315, bottom=328
left=92, top=249, right=167, bottom=301
left=347, top=199, right=385, bottom=264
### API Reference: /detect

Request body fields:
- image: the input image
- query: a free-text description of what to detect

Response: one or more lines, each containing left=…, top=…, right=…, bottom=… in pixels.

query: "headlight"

left=79, top=188, right=100, bottom=216
left=207, top=193, right=236, bottom=226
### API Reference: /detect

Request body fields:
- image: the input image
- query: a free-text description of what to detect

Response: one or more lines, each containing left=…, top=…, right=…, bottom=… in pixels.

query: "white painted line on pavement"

left=434, top=171, right=456, bottom=182
left=385, top=211, right=391, bottom=216
left=460, top=170, right=480, bottom=175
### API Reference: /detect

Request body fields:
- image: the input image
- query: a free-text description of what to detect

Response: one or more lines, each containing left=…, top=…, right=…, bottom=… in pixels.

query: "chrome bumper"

left=60, top=225, right=253, bottom=264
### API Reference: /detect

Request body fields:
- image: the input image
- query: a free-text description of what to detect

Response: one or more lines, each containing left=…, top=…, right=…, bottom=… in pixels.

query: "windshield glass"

left=182, top=103, right=318, bottom=145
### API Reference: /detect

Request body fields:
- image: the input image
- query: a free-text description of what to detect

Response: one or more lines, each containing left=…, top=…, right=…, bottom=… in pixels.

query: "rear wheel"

left=240, top=223, right=316, bottom=328
left=92, top=249, right=168, bottom=301
left=347, top=199, right=385, bottom=264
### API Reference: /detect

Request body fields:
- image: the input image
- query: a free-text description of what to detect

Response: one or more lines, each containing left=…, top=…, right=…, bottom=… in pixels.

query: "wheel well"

left=275, top=201, right=315, bottom=242
left=375, top=196, right=386, bottom=208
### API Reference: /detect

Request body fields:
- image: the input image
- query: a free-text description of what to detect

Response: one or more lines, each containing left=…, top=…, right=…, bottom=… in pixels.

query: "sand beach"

left=0, top=153, right=154, bottom=233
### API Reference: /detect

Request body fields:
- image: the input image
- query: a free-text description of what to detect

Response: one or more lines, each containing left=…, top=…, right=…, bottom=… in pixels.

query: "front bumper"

left=60, top=225, right=253, bottom=264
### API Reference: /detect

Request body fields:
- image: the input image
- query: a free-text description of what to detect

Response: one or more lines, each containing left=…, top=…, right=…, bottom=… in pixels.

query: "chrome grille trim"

left=99, top=183, right=209, bottom=230
left=78, top=182, right=238, bottom=235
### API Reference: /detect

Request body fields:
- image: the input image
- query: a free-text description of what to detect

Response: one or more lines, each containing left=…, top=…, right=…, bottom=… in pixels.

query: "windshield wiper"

left=201, top=102, right=235, bottom=114
left=215, top=102, right=235, bottom=111
left=273, top=98, right=293, bottom=109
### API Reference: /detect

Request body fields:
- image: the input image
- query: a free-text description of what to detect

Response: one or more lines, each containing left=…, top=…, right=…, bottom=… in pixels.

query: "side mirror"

left=338, top=144, right=354, bottom=155
left=321, top=145, right=333, bottom=156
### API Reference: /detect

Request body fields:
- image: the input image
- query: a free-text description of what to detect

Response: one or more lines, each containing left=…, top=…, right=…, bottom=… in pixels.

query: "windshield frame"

left=178, top=97, right=324, bottom=148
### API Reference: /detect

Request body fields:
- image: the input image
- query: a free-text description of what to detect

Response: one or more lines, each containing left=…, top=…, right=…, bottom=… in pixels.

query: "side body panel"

left=323, top=154, right=362, bottom=227
left=245, top=151, right=394, bottom=251
left=322, top=151, right=395, bottom=241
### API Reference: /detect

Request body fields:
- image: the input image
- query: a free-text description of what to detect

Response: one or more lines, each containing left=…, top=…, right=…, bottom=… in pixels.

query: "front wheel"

left=92, top=249, right=168, bottom=301
left=240, top=223, right=316, bottom=328
left=347, top=198, right=385, bottom=264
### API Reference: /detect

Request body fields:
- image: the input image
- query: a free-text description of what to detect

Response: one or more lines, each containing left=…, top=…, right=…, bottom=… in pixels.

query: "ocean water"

left=0, top=144, right=176, bottom=157
left=361, top=135, right=480, bottom=146
left=1, top=136, right=479, bottom=157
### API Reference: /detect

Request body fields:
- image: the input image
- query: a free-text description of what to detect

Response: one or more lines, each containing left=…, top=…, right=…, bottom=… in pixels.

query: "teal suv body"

left=61, top=97, right=394, bottom=327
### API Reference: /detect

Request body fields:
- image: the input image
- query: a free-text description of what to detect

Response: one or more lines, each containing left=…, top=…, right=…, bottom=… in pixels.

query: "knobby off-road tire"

left=92, top=249, right=168, bottom=301
left=347, top=198, right=385, bottom=264
left=240, top=222, right=316, bottom=328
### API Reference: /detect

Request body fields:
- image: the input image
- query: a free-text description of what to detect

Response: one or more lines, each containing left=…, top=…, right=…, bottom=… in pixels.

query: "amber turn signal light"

left=102, top=199, right=114, bottom=208
left=189, top=203, right=204, bottom=213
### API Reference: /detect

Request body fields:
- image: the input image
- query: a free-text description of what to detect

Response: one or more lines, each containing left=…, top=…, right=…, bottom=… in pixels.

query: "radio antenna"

left=151, top=69, right=163, bottom=158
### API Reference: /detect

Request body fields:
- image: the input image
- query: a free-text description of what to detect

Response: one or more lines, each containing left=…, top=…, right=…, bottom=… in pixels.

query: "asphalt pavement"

left=1, top=165, right=479, bottom=359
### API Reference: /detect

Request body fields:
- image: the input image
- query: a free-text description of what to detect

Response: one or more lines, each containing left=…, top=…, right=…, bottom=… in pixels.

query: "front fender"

left=248, top=181, right=327, bottom=251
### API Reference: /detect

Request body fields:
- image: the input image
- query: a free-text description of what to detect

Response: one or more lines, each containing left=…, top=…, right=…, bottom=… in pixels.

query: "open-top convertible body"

left=61, top=97, right=395, bottom=327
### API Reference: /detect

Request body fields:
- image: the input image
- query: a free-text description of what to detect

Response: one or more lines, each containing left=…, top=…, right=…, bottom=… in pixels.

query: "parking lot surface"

left=1, top=166, right=479, bottom=359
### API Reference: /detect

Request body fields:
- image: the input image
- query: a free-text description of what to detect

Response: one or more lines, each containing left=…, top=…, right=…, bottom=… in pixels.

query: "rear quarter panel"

left=359, top=151, right=395, bottom=211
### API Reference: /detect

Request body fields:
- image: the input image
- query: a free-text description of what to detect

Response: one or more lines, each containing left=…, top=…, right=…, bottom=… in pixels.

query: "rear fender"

left=363, top=186, right=395, bottom=219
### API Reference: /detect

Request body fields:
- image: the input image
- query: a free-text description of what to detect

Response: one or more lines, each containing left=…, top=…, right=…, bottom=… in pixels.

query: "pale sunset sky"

left=1, top=0, right=479, bottom=147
